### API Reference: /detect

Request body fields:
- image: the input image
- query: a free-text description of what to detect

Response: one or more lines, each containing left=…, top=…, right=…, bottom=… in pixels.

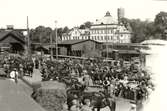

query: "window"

left=101, top=36, right=103, bottom=40
left=108, top=36, right=110, bottom=40
left=111, top=36, right=113, bottom=40
left=102, top=45, right=106, bottom=49
left=110, top=30, right=113, bottom=33
left=97, top=36, right=99, bottom=40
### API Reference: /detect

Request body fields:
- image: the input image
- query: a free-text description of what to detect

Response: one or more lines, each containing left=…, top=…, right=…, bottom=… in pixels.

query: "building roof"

left=102, top=49, right=140, bottom=54
left=94, top=11, right=117, bottom=25
left=141, top=39, right=167, bottom=46
left=59, top=39, right=101, bottom=45
left=62, top=27, right=90, bottom=37
left=0, top=30, right=25, bottom=43
left=103, top=42, right=142, bottom=46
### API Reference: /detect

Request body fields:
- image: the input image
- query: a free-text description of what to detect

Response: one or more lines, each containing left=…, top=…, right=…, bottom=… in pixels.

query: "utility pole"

left=106, top=24, right=108, bottom=59
left=55, top=21, right=58, bottom=60
left=50, top=32, right=53, bottom=61
left=27, top=16, right=31, bottom=58
left=40, top=33, right=43, bottom=58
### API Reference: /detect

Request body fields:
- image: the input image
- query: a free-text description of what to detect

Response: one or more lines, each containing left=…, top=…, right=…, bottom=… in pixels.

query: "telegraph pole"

left=55, top=21, right=58, bottom=60
left=106, top=24, right=108, bottom=59
left=27, top=16, right=31, bottom=58
left=50, top=32, right=53, bottom=61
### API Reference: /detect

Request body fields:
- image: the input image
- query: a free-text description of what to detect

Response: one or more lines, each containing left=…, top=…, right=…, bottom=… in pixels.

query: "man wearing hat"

left=70, top=99, right=80, bottom=111
left=80, top=99, right=92, bottom=111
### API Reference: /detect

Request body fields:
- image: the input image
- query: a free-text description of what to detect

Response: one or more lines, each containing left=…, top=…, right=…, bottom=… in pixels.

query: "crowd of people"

left=0, top=54, right=154, bottom=111
left=0, top=54, right=40, bottom=82
left=40, top=57, right=154, bottom=111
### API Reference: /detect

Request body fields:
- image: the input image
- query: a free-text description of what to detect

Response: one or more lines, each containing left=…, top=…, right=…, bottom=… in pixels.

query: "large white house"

left=90, top=11, right=131, bottom=43
left=62, top=11, right=132, bottom=43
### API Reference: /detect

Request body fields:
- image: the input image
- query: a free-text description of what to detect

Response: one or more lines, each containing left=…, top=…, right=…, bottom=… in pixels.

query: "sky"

left=0, top=0, right=167, bottom=29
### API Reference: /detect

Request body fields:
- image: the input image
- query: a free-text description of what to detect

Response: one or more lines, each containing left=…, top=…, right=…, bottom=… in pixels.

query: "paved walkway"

left=23, top=69, right=42, bottom=85
left=0, top=78, right=45, bottom=111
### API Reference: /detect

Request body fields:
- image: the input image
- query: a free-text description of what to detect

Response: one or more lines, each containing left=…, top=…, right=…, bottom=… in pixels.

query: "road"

left=0, top=77, right=45, bottom=111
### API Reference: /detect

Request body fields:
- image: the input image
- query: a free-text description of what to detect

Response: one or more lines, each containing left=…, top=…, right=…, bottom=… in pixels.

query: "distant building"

left=90, top=11, right=131, bottom=43
left=62, top=11, right=131, bottom=44
left=58, top=39, right=102, bottom=57
left=0, top=29, right=26, bottom=54
left=61, top=27, right=90, bottom=41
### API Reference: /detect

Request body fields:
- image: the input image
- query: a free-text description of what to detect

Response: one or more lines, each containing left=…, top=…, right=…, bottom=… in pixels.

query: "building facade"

left=90, top=11, right=131, bottom=43
left=61, top=27, right=90, bottom=41
left=0, top=29, right=26, bottom=54
left=61, top=11, right=131, bottom=44
left=58, top=39, right=102, bottom=57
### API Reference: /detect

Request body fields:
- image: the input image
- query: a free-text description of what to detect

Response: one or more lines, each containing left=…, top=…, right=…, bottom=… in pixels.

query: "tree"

left=84, top=21, right=92, bottom=28
left=62, top=26, right=69, bottom=33
left=121, top=18, right=154, bottom=43
left=154, top=11, right=167, bottom=39
left=79, top=21, right=92, bottom=29
left=57, top=28, right=63, bottom=40
left=79, top=25, right=86, bottom=29
left=30, top=26, right=52, bottom=44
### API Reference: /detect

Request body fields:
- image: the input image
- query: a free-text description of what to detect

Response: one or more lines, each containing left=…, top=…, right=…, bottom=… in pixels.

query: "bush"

left=32, top=81, right=67, bottom=111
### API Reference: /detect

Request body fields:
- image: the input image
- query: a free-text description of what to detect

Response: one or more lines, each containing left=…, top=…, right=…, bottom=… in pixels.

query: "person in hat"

left=103, top=77, right=110, bottom=95
left=80, top=99, right=92, bottom=111
left=10, top=68, right=19, bottom=84
left=70, top=99, right=80, bottom=111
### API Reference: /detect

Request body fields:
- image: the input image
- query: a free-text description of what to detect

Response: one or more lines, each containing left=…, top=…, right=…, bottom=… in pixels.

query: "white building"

left=61, top=27, right=90, bottom=41
left=62, top=11, right=131, bottom=43
left=90, top=11, right=131, bottom=43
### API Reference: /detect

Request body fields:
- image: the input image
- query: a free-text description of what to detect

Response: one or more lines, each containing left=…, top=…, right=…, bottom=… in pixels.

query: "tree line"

left=30, top=11, right=167, bottom=44
left=121, top=11, right=167, bottom=43
left=29, top=21, right=91, bottom=44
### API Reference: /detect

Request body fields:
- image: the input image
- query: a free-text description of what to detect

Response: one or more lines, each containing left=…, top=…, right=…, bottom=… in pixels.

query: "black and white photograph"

left=0, top=0, right=166, bottom=111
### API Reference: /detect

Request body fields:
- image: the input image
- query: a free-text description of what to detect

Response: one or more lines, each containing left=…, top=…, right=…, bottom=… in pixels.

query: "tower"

left=117, top=8, right=125, bottom=24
